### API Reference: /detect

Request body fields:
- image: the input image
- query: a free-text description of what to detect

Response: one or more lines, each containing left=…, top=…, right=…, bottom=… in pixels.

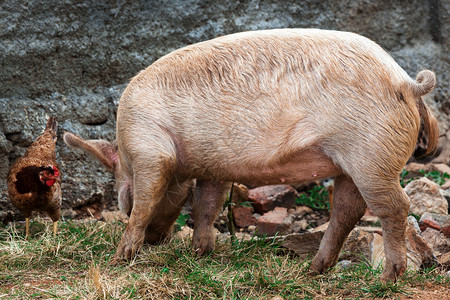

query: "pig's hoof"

left=310, top=256, right=336, bottom=274
left=113, top=230, right=145, bottom=262
left=192, top=233, right=215, bottom=256
left=112, top=243, right=137, bottom=262
left=380, top=262, right=406, bottom=283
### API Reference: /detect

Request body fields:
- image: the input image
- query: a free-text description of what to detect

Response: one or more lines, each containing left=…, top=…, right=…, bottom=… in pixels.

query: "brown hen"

left=7, top=117, right=62, bottom=236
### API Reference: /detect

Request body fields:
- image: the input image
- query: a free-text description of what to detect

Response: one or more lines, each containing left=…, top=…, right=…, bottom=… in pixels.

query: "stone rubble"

left=248, top=185, right=297, bottom=214
left=404, top=177, right=448, bottom=215
left=218, top=174, right=450, bottom=272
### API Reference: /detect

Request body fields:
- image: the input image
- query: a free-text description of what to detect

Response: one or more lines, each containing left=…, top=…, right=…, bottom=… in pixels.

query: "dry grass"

left=0, top=218, right=448, bottom=299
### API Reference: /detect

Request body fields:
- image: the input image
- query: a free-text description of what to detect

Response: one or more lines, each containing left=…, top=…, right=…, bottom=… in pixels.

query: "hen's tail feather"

left=45, top=117, right=58, bottom=137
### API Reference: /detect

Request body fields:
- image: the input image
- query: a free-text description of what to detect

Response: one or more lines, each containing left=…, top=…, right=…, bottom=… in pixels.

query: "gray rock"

left=405, top=177, right=448, bottom=215
left=408, top=215, right=421, bottom=233
left=421, top=228, right=450, bottom=257
left=281, top=231, right=325, bottom=258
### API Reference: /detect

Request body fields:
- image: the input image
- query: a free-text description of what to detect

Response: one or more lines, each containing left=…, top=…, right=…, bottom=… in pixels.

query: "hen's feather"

left=7, top=117, right=62, bottom=228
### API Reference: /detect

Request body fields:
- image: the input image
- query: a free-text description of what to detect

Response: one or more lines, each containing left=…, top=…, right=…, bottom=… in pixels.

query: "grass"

left=295, top=186, right=330, bottom=211
left=419, top=169, right=450, bottom=186
left=401, top=169, right=450, bottom=187
left=1, top=219, right=449, bottom=299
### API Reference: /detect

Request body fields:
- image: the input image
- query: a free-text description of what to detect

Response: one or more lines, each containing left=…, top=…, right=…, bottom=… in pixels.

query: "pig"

left=73, top=28, right=439, bottom=282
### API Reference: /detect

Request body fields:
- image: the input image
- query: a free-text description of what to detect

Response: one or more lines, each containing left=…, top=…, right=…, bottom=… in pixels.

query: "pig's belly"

left=185, top=146, right=342, bottom=185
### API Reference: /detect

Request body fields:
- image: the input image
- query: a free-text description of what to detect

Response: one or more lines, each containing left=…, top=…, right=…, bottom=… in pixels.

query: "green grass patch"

left=1, top=218, right=448, bottom=298
left=295, top=185, right=330, bottom=210
left=401, top=168, right=450, bottom=187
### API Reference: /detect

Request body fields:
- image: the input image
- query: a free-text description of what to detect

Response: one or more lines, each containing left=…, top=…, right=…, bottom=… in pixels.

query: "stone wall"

left=1, top=0, right=448, bottom=218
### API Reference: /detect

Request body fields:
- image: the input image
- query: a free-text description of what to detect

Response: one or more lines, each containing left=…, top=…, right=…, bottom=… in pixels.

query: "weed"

left=400, top=168, right=450, bottom=187
left=174, top=213, right=189, bottom=232
left=419, top=169, right=450, bottom=186
left=361, top=280, right=408, bottom=298
left=295, top=185, right=330, bottom=210
left=400, top=169, right=415, bottom=187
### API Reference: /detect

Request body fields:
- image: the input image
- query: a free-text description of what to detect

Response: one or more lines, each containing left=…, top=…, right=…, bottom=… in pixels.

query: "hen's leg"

left=53, top=221, right=58, bottom=235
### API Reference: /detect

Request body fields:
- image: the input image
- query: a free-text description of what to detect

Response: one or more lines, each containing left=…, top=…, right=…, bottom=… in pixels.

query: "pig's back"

left=118, top=29, right=418, bottom=174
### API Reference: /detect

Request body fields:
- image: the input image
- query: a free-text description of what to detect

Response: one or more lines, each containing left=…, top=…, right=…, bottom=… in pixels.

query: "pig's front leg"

left=112, top=168, right=179, bottom=263
left=192, top=180, right=232, bottom=256
left=144, top=179, right=192, bottom=244
left=112, top=200, right=149, bottom=263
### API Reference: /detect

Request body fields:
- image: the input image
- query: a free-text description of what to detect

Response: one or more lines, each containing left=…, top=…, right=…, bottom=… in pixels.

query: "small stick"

left=226, top=182, right=236, bottom=242
left=25, top=217, right=30, bottom=237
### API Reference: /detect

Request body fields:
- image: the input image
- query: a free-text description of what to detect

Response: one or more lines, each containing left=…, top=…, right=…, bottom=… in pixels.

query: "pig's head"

left=63, top=131, right=134, bottom=216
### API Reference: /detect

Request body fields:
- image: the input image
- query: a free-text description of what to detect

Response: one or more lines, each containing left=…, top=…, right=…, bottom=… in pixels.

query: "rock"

left=281, top=231, right=325, bottom=258
left=360, top=214, right=379, bottom=223
left=257, top=207, right=291, bottom=236
left=407, top=215, right=421, bottom=233
left=235, top=232, right=253, bottom=241
left=291, top=219, right=309, bottom=232
left=404, top=162, right=429, bottom=176
left=420, top=219, right=442, bottom=232
left=335, top=260, right=353, bottom=270
left=404, top=177, right=448, bottom=215
left=61, top=208, right=77, bottom=219
left=442, top=189, right=450, bottom=212
left=312, top=221, right=329, bottom=232
left=247, top=225, right=257, bottom=235
left=233, top=206, right=257, bottom=228
left=438, top=252, right=450, bottom=270
left=281, top=220, right=438, bottom=272
left=420, top=212, right=450, bottom=227
left=249, top=185, right=297, bottom=214
left=101, top=210, right=128, bottom=223
left=404, top=218, right=438, bottom=270
left=371, top=233, right=386, bottom=270
left=288, top=205, right=313, bottom=218
left=419, top=212, right=450, bottom=235
left=421, top=228, right=450, bottom=256
left=340, top=227, right=379, bottom=263
left=231, top=183, right=249, bottom=203
left=441, top=180, right=450, bottom=191
left=175, top=226, right=193, bottom=240
left=441, top=226, right=450, bottom=239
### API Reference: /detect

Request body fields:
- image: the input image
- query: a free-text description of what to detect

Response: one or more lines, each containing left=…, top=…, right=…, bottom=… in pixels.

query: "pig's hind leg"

left=310, top=175, right=367, bottom=274
left=192, top=180, right=232, bottom=256
left=363, top=184, right=410, bottom=282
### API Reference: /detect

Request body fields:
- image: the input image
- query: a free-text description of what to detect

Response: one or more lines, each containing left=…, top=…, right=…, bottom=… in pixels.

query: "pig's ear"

left=63, top=131, right=118, bottom=173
